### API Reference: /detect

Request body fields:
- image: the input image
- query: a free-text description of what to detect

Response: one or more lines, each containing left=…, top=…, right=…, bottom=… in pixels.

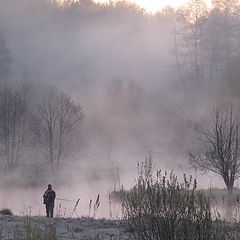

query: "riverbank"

left=0, top=215, right=129, bottom=240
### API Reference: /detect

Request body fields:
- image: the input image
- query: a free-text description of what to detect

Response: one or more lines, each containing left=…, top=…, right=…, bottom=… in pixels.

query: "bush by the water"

left=0, top=208, right=13, bottom=215
left=121, top=158, right=240, bottom=240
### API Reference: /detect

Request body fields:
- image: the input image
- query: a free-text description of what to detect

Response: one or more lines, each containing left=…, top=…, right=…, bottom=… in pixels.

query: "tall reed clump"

left=17, top=216, right=42, bottom=240
left=17, top=216, right=58, bottom=240
left=121, top=158, right=236, bottom=240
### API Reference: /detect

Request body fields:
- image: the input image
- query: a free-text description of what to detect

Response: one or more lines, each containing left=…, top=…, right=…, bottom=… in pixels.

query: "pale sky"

left=94, top=0, right=209, bottom=13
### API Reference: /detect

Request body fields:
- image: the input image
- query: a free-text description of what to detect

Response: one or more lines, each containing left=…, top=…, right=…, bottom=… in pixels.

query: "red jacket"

left=43, top=187, right=56, bottom=204
left=43, top=187, right=55, bottom=198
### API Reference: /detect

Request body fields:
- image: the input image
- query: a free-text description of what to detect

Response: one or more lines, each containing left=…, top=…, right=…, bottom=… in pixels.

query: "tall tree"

left=0, top=83, right=30, bottom=170
left=177, top=0, right=209, bottom=86
left=31, top=91, right=84, bottom=171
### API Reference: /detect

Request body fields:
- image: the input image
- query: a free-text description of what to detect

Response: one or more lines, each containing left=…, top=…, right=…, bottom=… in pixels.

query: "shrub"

left=0, top=208, right=13, bottom=215
left=121, top=158, right=234, bottom=240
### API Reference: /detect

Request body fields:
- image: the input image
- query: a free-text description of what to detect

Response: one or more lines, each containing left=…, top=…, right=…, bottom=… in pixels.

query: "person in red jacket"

left=43, top=184, right=56, bottom=218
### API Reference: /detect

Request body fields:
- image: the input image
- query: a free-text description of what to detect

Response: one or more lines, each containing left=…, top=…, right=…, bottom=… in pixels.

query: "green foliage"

left=0, top=208, right=13, bottom=215
left=121, top=158, right=240, bottom=240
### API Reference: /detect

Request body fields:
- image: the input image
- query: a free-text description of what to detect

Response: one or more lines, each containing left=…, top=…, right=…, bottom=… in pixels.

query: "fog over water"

left=0, top=0, right=239, bottom=217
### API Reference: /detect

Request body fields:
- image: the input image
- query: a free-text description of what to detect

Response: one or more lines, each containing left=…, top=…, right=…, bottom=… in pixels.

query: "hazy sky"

left=94, top=0, right=210, bottom=12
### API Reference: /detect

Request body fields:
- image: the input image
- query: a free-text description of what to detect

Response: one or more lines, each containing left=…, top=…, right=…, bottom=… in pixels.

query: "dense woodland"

left=0, top=0, right=240, bottom=184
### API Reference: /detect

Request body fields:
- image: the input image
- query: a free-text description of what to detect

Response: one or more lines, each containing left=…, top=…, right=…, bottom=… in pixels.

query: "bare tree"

left=177, top=0, right=209, bottom=85
left=173, top=18, right=185, bottom=90
left=0, top=83, right=30, bottom=170
left=31, top=91, right=84, bottom=172
left=190, top=105, right=240, bottom=194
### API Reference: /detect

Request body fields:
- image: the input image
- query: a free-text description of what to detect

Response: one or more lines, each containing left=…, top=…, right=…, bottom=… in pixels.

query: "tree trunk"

left=174, top=21, right=186, bottom=91
left=226, top=184, right=234, bottom=220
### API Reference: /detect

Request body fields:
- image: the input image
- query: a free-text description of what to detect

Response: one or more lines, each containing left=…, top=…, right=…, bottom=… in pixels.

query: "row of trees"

left=0, top=28, right=84, bottom=173
left=2, top=0, right=239, bottom=95
left=0, top=83, right=84, bottom=172
left=48, top=0, right=240, bottom=92
left=175, top=0, right=240, bottom=90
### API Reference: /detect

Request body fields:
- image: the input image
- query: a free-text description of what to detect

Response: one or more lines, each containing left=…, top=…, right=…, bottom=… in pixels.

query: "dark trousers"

left=45, top=201, right=54, bottom=218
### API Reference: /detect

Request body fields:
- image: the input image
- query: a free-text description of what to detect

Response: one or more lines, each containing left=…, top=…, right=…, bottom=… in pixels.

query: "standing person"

left=43, top=184, right=56, bottom=218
